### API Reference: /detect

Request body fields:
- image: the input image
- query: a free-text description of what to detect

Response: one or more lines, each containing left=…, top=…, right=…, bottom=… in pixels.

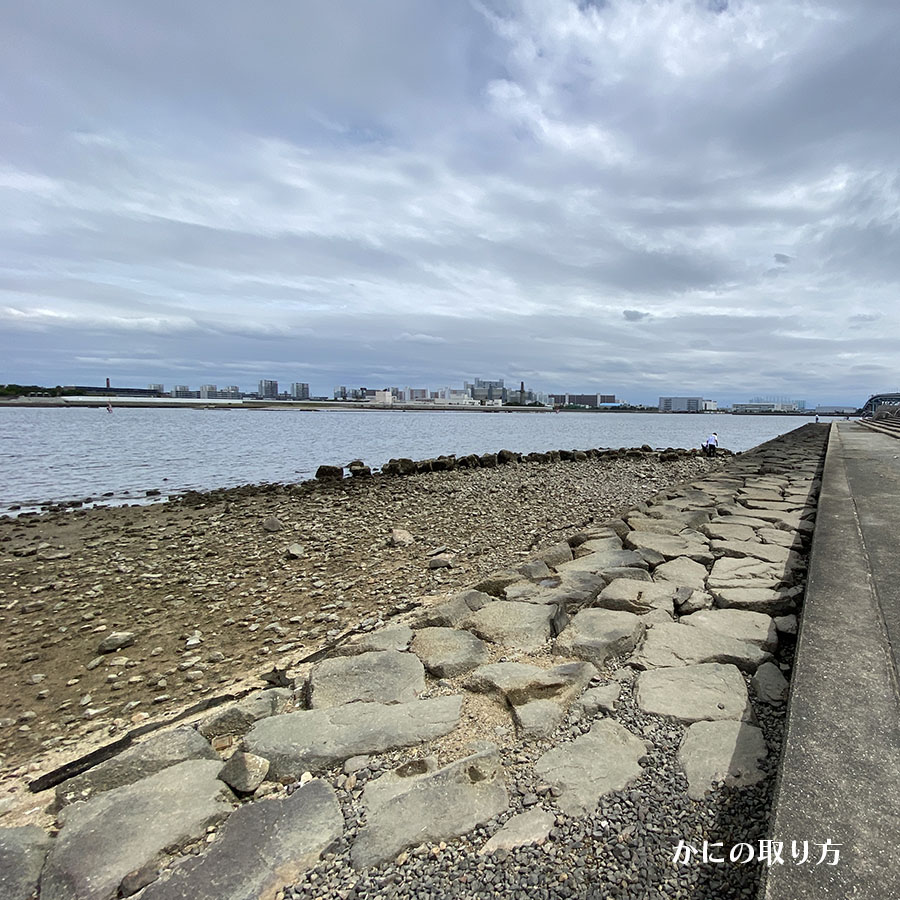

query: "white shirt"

left=706, top=434, right=718, bottom=446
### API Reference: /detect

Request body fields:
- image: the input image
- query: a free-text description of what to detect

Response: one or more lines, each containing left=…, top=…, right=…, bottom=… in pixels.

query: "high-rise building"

left=147, top=383, right=164, bottom=393
left=258, top=380, right=278, bottom=399
left=199, top=384, right=217, bottom=399
left=291, top=383, right=310, bottom=400
left=659, top=396, right=703, bottom=412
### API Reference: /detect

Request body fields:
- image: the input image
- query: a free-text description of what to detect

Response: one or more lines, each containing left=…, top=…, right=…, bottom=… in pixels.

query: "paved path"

left=764, top=422, right=900, bottom=899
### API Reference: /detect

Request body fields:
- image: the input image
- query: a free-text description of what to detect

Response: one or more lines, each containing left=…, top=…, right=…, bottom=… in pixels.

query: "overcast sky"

left=2, top=0, right=898, bottom=405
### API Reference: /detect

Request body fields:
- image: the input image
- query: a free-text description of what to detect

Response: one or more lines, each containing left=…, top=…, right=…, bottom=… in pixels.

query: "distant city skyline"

left=2, top=372, right=870, bottom=410
left=2, top=2, right=899, bottom=405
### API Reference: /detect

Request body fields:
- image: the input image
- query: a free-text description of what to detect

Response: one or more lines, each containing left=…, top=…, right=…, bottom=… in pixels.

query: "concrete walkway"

left=764, top=422, right=900, bottom=898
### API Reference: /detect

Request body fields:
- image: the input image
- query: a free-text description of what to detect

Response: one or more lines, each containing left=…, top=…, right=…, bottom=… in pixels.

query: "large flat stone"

left=336, top=625, right=414, bottom=654
left=308, top=650, right=425, bottom=708
left=653, top=556, right=709, bottom=590
left=707, top=557, right=785, bottom=592
left=462, top=601, right=561, bottom=651
left=414, top=590, right=494, bottom=628
left=711, top=586, right=798, bottom=615
left=512, top=699, right=566, bottom=738
left=700, top=522, right=757, bottom=542
left=0, top=825, right=51, bottom=900
left=626, top=513, right=699, bottom=535
left=243, top=696, right=463, bottom=778
left=555, top=550, right=648, bottom=576
left=624, top=532, right=713, bottom=564
left=681, top=608, right=778, bottom=651
left=534, top=720, right=646, bottom=816
left=409, top=628, right=490, bottom=677
left=629, top=622, right=773, bottom=672
left=351, top=747, right=508, bottom=868
left=41, top=760, right=232, bottom=900
left=56, top=726, right=218, bottom=806
left=710, top=540, right=793, bottom=566
left=554, top=609, right=645, bottom=667
left=596, top=579, right=677, bottom=616
left=678, top=720, right=768, bottom=800
left=465, top=661, right=594, bottom=707
left=140, top=780, right=342, bottom=900
left=198, top=688, right=294, bottom=740
left=479, top=808, right=555, bottom=855
left=635, top=663, right=753, bottom=723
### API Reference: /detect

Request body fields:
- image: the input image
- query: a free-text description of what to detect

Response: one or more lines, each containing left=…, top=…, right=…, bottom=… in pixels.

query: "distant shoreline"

left=0, top=397, right=839, bottom=416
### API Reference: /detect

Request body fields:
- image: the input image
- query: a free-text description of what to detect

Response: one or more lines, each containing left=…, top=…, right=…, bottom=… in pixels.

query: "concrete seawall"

left=762, top=421, right=900, bottom=898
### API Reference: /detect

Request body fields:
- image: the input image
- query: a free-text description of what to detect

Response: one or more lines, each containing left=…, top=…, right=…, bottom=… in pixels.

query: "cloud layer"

left=2, top=0, right=899, bottom=404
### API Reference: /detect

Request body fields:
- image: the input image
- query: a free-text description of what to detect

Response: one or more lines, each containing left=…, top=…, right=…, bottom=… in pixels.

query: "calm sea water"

left=0, top=407, right=816, bottom=514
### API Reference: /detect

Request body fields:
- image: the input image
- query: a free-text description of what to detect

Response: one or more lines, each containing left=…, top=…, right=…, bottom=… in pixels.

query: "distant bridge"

left=861, top=392, right=900, bottom=415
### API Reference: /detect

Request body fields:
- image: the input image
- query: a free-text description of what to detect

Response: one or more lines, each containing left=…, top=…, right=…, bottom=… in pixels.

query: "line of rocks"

left=0, top=425, right=827, bottom=900
left=314, top=445, right=719, bottom=483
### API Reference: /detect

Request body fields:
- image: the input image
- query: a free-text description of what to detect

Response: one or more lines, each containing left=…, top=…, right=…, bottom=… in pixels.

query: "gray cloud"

left=2, top=0, right=899, bottom=405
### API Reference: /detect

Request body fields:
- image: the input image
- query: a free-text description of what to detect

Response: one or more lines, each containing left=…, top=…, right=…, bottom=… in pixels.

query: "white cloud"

left=0, top=0, right=898, bottom=403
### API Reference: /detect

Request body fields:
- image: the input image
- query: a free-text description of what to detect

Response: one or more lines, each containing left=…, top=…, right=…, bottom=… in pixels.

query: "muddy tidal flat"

left=0, top=451, right=723, bottom=790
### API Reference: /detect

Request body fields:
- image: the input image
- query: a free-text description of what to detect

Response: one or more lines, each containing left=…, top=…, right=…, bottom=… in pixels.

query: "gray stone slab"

left=198, top=688, right=295, bottom=740
left=711, top=586, right=798, bottom=615
left=678, top=720, right=767, bottom=800
left=710, top=540, right=794, bottom=566
left=57, top=726, right=218, bottom=806
left=462, top=601, right=559, bottom=651
left=626, top=513, right=698, bottom=535
left=707, top=556, right=785, bottom=592
left=556, top=550, right=649, bottom=576
left=140, top=780, right=342, bottom=900
left=751, top=661, right=789, bottom=704
left=479, top=808, right=555, bottom=855
left=757, top=527, right=802, bottom=549
left=243, top=696, right=463, bottom=778
left=700, top=521, right=757, bottom=542
left=624, top=532, right=713, bottom=564
left=308, top=650, right=425, bottom=708
left=577, top=537, right=623, bottom=554
left=409, top=627, right=490, bottom=677
left=42, top=760, right=232, bottom=900
left=706, top=514, right=771, bottom=530
left=414, top=590, right=495, bottom=628
left=338, top=625, right=414, bottom=654
left=576, top=683, right=621, bottom=716
left=629, top=622, right=773, bottom=673
left=534, top=720, right=646, bottom=816
left=0, top=825, right=51, bottom=900
left=537, top=541, right=574, bottom=568
left=653, top=556, right=708, bottom=590
left=596, top=579, right=677, bottom=615
left=465, top=661, right=594, bottom=707
left=512, top=699, right=566, bottom=738
left=351, top=747, right=508, bottom=868
left=554, top=609, right=645, bottom=667
left=217, top=751, right=269, bottom=794
left=518, top=559, right=555, bottom=580
left=681, top=608, right=778, bottom=651
left=635, top=663, right=753, bottom=723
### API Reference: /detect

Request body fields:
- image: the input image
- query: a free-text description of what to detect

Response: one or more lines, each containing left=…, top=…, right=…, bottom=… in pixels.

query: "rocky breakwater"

left=0, top=425, right=830, bottom=900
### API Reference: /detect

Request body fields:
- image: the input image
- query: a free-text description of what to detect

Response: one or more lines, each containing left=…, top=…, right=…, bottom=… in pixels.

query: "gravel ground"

left=275, top=651, right=789, bottom=900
